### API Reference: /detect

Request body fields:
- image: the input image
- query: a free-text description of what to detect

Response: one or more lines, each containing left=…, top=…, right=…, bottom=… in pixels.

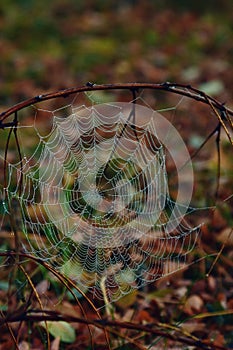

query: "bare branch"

left=0, top=83, right=232, bottom=123
left=0, top=308, right=228, bottom=350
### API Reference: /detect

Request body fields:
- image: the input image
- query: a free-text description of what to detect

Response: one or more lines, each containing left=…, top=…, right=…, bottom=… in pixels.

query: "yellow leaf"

left=40, top=321, right=76, bottom=343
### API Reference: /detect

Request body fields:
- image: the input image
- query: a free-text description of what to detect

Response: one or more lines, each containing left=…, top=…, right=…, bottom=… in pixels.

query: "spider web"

left=0, top=98, right=203, bottom=303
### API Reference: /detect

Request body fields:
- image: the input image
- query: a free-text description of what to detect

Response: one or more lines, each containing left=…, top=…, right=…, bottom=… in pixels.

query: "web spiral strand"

left=1, top=100, right=203, bottom=303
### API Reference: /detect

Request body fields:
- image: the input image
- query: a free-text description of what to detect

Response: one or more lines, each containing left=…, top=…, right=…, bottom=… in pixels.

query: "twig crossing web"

left=0, top=94, right=204, bottom=303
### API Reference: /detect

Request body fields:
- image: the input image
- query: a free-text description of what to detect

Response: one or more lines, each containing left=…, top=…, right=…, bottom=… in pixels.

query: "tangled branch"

left=0, top=308, right=229, bottom=350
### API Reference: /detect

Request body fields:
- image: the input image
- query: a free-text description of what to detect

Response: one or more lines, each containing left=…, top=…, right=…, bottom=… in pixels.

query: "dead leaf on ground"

left=183, top=294, right=204, bottom=315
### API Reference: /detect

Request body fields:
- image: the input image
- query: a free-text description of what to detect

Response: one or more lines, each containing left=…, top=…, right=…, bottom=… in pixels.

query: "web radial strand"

left=2, top=101, right=201, bottom=303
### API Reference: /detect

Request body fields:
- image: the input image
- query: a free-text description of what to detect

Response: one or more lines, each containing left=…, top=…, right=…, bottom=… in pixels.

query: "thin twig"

left=18, top=264, right=51, bottom=350
left=0, top=251, right=110, bottom=349
left=205, top=95, right=233, bottom=145
left=0, top=83, right=232, bottom=123
left=0, top=308, right=228, bottom=350
left=215, top=124, right=221, bottom=200
left=0, top=309, right=20, bottom=350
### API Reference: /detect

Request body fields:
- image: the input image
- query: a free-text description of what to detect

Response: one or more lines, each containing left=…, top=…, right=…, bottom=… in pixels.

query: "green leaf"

left=198, top=80, right=224, bottom=96
left=40, top=321, right=76, bottom=343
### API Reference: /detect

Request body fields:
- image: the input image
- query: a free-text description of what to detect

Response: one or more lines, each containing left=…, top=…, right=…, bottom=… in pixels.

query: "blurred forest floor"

left=0, top=1, right=233, bottom=349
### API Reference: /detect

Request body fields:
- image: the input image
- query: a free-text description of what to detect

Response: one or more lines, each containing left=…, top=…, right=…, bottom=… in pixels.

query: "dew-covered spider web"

left=0, top=96, right=205, bottom=303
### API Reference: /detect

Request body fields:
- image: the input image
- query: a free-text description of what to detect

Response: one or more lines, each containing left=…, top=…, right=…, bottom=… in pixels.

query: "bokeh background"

left=0, top=0, right=232, bottom=110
